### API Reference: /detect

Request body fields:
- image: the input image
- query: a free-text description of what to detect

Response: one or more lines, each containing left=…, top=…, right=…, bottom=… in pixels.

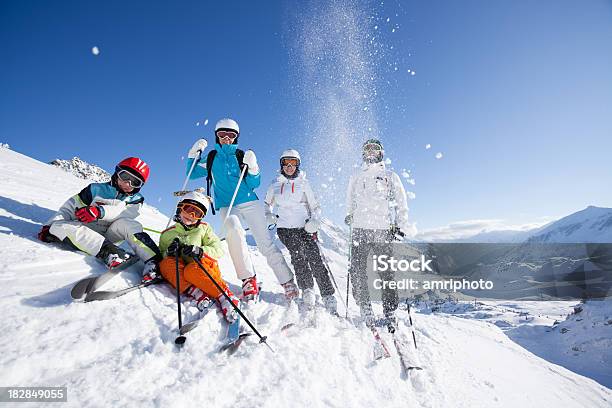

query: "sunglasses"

left=217, top=131, right=238, bottom=141
left=116, top=169, right=144, bottom=188
left=178, top=202, right=205, bottom=220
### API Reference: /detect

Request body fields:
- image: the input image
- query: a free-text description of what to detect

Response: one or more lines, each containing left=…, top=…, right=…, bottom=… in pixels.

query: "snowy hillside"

left=0, top=147, right=610, bottom=407
left=528, top=206, right=612, bottom=243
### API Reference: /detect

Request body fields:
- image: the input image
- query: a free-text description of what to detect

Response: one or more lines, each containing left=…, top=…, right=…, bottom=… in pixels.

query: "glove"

left=266, top=213, right=278, bottom=226
left=75, top=206, right=102, bottom=223
left=304, top=218, right=320, bottom=234
left=181, top=245, right=204, bottom=259
left=344, top=214, right=353, bottom=226
left=390, top=225, right=405, bottom=241
left=243, top=150, right=259, bottom=175
left=167, top=239, right=181, bottom=257
left=188, top=139, right=207, bottom=159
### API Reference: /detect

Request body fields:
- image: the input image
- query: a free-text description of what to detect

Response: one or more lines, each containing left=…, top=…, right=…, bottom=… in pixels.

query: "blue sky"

left=2, top=0, right=611, bottom=236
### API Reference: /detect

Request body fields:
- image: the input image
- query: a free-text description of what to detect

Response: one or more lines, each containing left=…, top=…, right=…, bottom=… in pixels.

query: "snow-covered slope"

left=0, top=147, right=610, bottom=407
left=528, top=206, right=612, bottom=243
left=50, top=156, right=112, bottom=183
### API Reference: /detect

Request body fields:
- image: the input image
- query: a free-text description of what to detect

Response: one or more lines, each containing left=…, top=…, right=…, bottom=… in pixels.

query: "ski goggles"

left=216, top=130, right=238, bottom=141
left=281, top=158, right=299, bottom=168
left=178, top=202, right=205, bottom=220
left=116, top=169, right=144, bottom=188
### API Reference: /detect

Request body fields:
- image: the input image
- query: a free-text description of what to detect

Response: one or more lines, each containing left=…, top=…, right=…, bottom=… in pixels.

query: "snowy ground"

left=0, top=148, right=610, bottom=407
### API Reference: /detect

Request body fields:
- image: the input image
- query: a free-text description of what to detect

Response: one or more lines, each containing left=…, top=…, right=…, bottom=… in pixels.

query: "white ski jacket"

left=346, top=161, right=410, bottom=231
left=264, top=172, right=321, bottom=229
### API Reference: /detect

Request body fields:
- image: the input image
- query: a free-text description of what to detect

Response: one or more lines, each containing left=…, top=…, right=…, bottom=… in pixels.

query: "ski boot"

left=96, top=241, right=132, bottom=269
left=141, top=259, right=161, bottom=283
left=186, top=286, right=213, bottom=312
left=218, top=289, right=240, bottom=323
left=282, top=280, right=299, bottom=303
left=322, top=294, right=338, bottom=316
left=302, top=288, right=316, bottom=310
left=360, top=303, right=375, bottom=328
left=241, top=275, right=259, bottom=302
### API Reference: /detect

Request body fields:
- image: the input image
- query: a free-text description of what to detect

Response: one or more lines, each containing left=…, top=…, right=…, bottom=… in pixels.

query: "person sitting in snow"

left=146, top=190, right=239, bottom=322
left=186, top=118, right=298, bottom=303
left=345, top=139, right=412, bottom=329
left=38, top=157, right=161, bottom=272
left=264, top=149, right=337, bottom=314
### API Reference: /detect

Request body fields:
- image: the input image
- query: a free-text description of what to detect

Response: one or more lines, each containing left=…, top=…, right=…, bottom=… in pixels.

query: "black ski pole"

left=345, top=225, right=353, bottom=319
left=407, top=301, right=418, bottom=349
left=174, top=239, right=187, bottom=346
left=191, top=256, right=274, bottom=353
left=314, top=236, right=348, bottom=317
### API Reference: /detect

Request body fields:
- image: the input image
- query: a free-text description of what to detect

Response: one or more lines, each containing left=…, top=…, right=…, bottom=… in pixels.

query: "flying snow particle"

left=435, top=152, right=443, bottom=159
left=425, top=144, right=431, bottom=149
left=384, top=158, right=392, bottom=165
left=204, top=119, right=209, bottom=126
left=92, top=46, right=100, bottom=56
left=321, top=183, right=329, bottom=189
left=196, top=122, right=201, bottom=126
left=406, top=191, right=416, bottom=200
left=407, top=69, right=411, bottom=73
left=386, top=17, right=390, bottom=22
left=411, top=71, right=416, bottom=76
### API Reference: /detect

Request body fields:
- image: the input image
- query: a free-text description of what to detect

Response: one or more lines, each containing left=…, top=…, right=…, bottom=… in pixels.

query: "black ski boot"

left=96, top=241, right=132, bottom=269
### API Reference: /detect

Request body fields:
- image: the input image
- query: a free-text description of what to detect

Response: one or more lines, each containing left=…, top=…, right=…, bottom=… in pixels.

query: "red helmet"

left=116, top=157, right=150, bottom=183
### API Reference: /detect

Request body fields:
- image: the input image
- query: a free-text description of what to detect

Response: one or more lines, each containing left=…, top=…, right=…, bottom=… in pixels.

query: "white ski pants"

left=219, top=200, right=293, bottom=285
left=49, top=218, right=156, bottom=262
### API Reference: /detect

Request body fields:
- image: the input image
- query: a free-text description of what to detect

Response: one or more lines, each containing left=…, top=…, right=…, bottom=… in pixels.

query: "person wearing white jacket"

left=264, top=149, right=337, bottom=313
left=345, top=139, right=411, bottom=328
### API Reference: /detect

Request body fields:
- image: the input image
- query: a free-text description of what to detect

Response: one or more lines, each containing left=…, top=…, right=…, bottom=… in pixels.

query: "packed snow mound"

left=528, top=206, right=612, bottom=243
left=1, top=147, right=611, bottom=407
left=50, top=156, right=112, bottom=183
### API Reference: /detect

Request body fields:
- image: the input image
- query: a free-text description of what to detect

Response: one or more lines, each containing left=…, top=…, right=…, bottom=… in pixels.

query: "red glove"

left=75, top=206, right=102, bottom=223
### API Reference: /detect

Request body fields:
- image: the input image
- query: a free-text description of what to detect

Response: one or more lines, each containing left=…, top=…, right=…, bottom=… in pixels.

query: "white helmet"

left=179, top=190, right=211, bottom=214
left=280, top=149, right=301, bottom=179
left=215, top=118, right=240, bottom=134
left=280, top=149, right=301, bottom=163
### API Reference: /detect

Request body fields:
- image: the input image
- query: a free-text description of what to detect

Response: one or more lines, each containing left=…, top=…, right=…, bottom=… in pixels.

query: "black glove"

left=167, top=239, right=181, bottom=257
left=181, top=245, right=203, bottom=259
left=390, top=225, right=405, bottom=241
left=344, top=214, right=353, bottom=226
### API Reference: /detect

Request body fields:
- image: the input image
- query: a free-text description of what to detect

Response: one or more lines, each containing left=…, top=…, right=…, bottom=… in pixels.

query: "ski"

left=70, top=255, right=139, bottom=300
left=83, top=276, right=164, bottom=302
left=371, top=326, right=391, bottom=360
left=219, top=314, right=253, bottom=355
left=389, top=330, right=423, bottom=376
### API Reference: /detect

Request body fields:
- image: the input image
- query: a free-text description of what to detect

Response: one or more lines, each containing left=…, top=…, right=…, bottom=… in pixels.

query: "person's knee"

left=224, top=215, right=245, bottom=238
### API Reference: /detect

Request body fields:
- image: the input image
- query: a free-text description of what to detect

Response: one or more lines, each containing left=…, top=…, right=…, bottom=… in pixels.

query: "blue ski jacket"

left=187, top=143, right=260, bottom=210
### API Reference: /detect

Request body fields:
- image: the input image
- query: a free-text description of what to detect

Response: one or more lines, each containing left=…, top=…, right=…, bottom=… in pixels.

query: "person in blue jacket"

left=186, top=118, right=297, bottom=302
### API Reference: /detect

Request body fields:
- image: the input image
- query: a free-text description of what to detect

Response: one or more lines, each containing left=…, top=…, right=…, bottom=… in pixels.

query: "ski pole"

left=406, top=300, right=418, bottom=349
left=166, top=150, right=203, bottom=228
left=314, top=237, right=348, bottom=316
left=191, top=255, right=274, bottom=353
left=345, top=224, right=353, bottom=319
left=143, top=227, right=162, bottom=234
left=173, top=239, right=186, bottom=345
left=225, top=164, right=247, bottom=221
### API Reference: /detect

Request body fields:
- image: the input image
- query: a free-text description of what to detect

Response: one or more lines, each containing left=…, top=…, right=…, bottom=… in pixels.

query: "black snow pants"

left=349, top=228, right=399, bottom=315
left=276, top=227, right=335, bottom=297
